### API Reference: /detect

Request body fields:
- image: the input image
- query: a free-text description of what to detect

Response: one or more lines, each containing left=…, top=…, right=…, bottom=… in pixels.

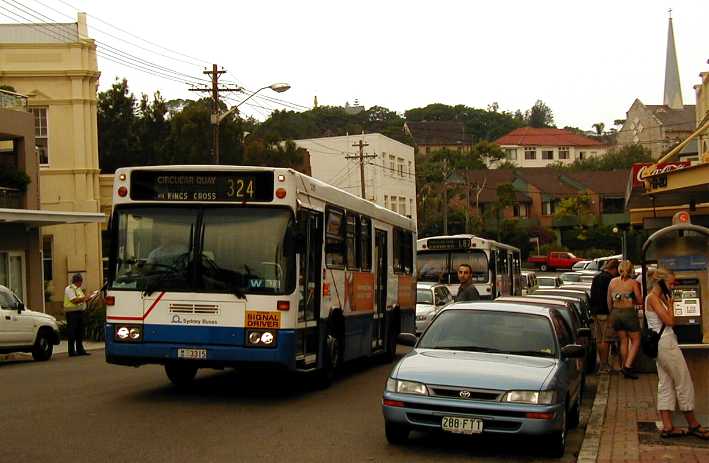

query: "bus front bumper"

left=104, top=324, right=297, bottom=370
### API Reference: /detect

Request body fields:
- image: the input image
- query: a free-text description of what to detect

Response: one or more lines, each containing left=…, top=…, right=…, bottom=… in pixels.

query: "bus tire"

left=165, top=363, right=198, bottom=388
left=315, top=335, right=340, bottom=389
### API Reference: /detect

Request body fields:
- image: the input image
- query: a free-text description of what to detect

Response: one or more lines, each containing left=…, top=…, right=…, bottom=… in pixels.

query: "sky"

left=4, top=0, right=707, bottom=130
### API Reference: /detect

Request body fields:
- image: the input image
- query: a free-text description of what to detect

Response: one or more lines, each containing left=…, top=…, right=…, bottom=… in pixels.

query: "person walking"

left=645, top=268, right=709, bottom=439
left=608, top=260, right=642, bottom=379
left=64, top=273, right=90, bottom=356
left=454, top=264, right=480, bottom=302
left=590, top=258, right=619, bottom=373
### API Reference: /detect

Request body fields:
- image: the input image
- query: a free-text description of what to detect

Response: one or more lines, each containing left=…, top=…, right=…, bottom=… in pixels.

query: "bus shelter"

left=641, top=219, right=709, bottom=415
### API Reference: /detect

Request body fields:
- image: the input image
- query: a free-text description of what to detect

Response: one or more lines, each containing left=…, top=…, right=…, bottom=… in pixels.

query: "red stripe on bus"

left=106, top=291, right=165, bottom=322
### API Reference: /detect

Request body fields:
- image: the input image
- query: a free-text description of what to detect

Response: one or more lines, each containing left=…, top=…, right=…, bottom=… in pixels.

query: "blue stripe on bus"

left=105, top=324, right=296, bottom=369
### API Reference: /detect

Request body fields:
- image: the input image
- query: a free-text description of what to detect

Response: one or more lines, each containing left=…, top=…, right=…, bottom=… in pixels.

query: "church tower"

left=663, top=12, right=684, bottom=109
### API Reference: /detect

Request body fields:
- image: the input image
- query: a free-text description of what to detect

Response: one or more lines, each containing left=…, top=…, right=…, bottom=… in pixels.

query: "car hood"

left=24, top=309, right=58, bottom=324
left=394, top=349, right=557, bottom=391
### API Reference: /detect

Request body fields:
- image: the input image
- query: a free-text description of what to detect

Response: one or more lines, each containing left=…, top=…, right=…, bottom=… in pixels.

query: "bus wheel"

left=165, top=363, right=198, bottom=387
left=315, top=335, right=340, bottom=389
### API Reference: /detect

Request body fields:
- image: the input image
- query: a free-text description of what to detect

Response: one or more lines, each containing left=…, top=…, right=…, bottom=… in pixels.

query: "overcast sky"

left=9, top=0, right=708, bottom=130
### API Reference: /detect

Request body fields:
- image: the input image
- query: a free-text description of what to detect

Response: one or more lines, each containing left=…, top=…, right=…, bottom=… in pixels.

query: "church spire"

left=663, top=11, right=683, bottom=109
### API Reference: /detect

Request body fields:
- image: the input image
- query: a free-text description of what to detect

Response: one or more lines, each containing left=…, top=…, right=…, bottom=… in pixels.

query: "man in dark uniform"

left=454, top=264, right=480, bottom=302
left=590, top=258, right=619, bottom=372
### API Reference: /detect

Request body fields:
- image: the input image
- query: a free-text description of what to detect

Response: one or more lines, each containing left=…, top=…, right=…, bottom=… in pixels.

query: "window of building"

left=602, top=197, right=625, bottom=214
left=390, top=195, right=398, bottom=213
left=578, top=151, right=586, bottom=160
left=425, top=146, right=430, bottom=154
left=505, top=148, right=518, bottom=161
left=42, top=235, right=53, bottom=282
left=409, top=199, right=414, bottom=217
left=542, top=200, right=556, bottom=216
left=325, top=208, right=345, bottom=268
left=399, top=197, right=406, bottom=216
left=408, top=161, right=412, bottom=178
left=384, top=195, right=388, bottom=209
left=524, top=147, right=537, bottom=160
left=591, top=151, right=597, bottom=157
left=558, top=147, right=569, bottom=160
left=513, top=203, right=528, bottom=218
left=393, top=228, right=414, bottom=274
left=30, top=107, right=49, bottom=165
left=542, top=150, right=554, bottom=160
left=397, top=158, right=405, bottom=177
left=389, top=155, right=395, bottom=175
left=381, top=152, right=387, bottom=172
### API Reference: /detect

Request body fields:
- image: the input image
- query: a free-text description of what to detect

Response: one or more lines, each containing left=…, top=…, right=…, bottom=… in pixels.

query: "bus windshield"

left=110, top=206, right=295, bottom=295
left=417, top=250, right=489, bottom=284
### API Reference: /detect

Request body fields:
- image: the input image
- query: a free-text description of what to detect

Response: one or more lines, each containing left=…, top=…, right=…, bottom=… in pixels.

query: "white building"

left=293, top=133, right=417, bottom=223
left=493, top=127, right=608, bottom=168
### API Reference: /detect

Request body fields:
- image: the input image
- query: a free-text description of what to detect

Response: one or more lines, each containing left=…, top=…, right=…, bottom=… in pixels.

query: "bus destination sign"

left=427, top=238, right=471, bottom=250
left=130, top=171, right=275, bottom=202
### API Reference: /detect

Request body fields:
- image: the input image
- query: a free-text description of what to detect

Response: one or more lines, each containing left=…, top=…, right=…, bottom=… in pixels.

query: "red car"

left=527, top=252, right=584, bottom=272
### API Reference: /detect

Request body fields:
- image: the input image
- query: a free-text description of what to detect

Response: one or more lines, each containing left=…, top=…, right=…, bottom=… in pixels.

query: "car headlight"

left=501, top=390, right=556, bottom=404
left=246, top=329, right=277, bottom=348
left=386, top=378, right=429, bottom=396
left=114, top=324, right=142, bottom=342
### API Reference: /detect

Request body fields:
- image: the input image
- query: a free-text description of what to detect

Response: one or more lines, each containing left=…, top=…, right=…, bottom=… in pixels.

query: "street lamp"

left=211, top=83, right=291, bottom=163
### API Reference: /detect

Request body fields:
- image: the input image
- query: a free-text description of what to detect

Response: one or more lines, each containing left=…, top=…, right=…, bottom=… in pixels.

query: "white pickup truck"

left=0, top=285, right=60, bottom=360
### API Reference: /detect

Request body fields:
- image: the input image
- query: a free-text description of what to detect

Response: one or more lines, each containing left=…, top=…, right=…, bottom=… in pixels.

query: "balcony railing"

left=0, top=187, right=23, bottom=208
left=0, top=89, right=29, bottom=112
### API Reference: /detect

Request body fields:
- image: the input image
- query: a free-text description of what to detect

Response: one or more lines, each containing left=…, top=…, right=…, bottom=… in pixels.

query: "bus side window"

left=393, top=228, right=414, bottom=274
left=359, top=216, right=371, bottom=271
left=325, top=207, right=345, bottom=268
left=345, top=212, right=358, bottom=270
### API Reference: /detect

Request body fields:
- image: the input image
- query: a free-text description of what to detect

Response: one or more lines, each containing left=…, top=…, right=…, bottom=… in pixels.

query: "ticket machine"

left=642, top=211, right=709, bottom=345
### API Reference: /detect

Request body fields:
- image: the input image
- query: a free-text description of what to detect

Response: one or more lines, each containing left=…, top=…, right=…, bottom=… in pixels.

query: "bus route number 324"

left=227, top=178, right=255, bottom=199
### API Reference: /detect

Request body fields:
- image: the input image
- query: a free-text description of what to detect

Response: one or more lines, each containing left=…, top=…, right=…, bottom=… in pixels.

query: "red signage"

left=630, top=162, right=690, bottom=188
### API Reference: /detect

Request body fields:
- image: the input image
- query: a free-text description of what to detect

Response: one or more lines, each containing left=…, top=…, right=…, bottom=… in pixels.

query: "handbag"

left=640, top=307, right=665, bottom=359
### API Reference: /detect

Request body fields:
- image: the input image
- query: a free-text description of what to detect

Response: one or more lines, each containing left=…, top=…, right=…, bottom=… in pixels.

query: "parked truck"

left=527, top=251, right=584, bottom=272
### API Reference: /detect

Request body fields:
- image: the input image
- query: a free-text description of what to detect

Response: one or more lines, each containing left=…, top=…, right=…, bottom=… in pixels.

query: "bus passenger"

left=454, top=264, right=480, bottom=302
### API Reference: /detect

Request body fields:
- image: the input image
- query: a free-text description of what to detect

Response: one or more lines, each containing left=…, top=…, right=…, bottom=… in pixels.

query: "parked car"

left=538, top=276, right=562, bottom=288
left=416, top=282, right=453, bottom=334
left=521, top=271, right=538, bottom=296
left=557, top=284, right=592, bottom=297
left=560, top=272, right=582, bottom=285
left=582, top=254, right=622, bottom=273
left=527, top=252, right=585, bottom=272
left=0, top=285, right=60, bottom=360
left=571, top=260, right=592, bottom=272
left=383, top=302, right=585, bottom=458
left=533, top=288, right=593, bottom=324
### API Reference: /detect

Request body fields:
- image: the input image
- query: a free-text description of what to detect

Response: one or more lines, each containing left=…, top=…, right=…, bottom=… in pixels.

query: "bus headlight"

left=114, top=325, right=142, bottom=342
left=246, top=330, right=277, bottom=348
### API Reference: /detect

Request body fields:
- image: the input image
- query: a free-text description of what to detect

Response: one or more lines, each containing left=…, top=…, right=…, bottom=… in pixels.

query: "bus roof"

left=416, top=234, right=519, bottom=252
left=114, top=165, right=416, bottom=231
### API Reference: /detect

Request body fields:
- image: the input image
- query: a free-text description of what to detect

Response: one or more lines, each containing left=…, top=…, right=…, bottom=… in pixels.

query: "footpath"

left=0, top=340, right=104, bottom=362
left=580, top=371, right=709, bottom=463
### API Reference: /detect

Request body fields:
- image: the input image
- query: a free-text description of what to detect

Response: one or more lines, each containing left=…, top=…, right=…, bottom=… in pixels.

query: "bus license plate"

left=441, top=416, right=483, bottom=434
left=177, top=348, right=207, bottom=360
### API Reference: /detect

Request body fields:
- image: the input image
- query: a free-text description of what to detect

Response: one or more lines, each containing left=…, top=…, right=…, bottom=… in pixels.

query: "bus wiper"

left=200, top=254, right=247, bottom=300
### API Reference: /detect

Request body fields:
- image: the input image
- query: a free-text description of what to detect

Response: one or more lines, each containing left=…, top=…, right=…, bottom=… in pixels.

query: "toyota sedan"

left=382, top=302, right=584, bottom=458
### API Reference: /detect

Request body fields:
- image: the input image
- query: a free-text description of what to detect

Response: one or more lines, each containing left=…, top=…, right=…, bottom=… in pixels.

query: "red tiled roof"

left=494, top=127, right=604, bottom=147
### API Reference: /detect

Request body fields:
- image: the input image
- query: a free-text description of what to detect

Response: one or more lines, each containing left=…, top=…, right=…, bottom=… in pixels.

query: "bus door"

left=373, top=229, right=387, bottom=350
left=297, top=209, right=323, bottom=366
left=490, top=250, right=498, bottom=298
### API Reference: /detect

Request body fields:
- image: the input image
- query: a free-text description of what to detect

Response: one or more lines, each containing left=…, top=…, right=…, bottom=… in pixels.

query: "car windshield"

left=417, top=288, right=434, bottom=304
left=418, top=310, right=557, bottom=357
left=110, top=206, right=296, bottom=294
left=561, top=273, right=581, bottom=282
left=416, top=250, right=489, bottom=284
left=538, top=277, right=558, bottom=286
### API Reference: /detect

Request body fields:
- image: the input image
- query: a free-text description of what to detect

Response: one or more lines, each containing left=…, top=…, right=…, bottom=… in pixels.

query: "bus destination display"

left=427, top=238, right=471, bottom=250
left=130, top=171, right=274, bottom=202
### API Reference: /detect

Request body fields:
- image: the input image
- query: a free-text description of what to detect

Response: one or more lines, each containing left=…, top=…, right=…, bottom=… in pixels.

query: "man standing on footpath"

left=454, top=264, right=480, bottom=302
left=64, top=273, right=90, bottom=357
left=590, top=258, right=619, bottom=372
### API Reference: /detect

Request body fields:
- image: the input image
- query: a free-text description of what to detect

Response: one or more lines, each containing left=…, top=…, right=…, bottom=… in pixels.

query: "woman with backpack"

left=645, top=268, right=709, bottom=439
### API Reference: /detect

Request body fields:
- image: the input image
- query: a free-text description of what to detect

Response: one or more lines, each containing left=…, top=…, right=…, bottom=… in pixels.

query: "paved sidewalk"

left=597, top=372, right=709, bottom=462
left=0, top=341, right=104, bottom=362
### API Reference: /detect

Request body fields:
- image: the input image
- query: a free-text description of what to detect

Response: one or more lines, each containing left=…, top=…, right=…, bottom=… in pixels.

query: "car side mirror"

left=576, top=327, right=592, bottom=338
left=17, top=302, right=25, bottom=313
left=397, top=333, right=418, bottom=347
left=560, top=344, right=585, bottom=359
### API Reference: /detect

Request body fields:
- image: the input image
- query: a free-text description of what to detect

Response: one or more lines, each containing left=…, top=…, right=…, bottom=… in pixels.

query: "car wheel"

left=385, top=421, right=409, bottom=445
left=545, top=405, right=567, bottom=458
left=165, top=363, right=198, bottom=387
left=540, top=264, right=548, bottom=272
left=32, top=331, right=53, bottom=361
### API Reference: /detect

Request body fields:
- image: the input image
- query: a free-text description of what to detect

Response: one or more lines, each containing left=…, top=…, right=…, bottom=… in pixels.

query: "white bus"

left=104, top=166, right=416, bottom=386
left=416, top=234, right=522, bottom=299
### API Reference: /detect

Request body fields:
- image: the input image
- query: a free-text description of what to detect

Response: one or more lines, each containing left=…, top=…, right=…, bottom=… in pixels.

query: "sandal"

left=689, top=425, right=709, bottom=440
left=660, top=428, right=688, bottom=438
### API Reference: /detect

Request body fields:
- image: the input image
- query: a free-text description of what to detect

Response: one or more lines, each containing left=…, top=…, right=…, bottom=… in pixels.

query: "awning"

left=627, top=163, right=709, bottom=209
left=0, top=208, right=106, bottom=226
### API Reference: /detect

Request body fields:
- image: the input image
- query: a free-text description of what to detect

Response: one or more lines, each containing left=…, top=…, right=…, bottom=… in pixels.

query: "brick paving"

left=598, top=371, right=709, bottom=462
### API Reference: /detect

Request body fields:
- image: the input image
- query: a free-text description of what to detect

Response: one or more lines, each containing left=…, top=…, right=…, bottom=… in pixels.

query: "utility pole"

left=345, top=138, right=375, bottom=199
left=189, top=64, right=239, bottom=164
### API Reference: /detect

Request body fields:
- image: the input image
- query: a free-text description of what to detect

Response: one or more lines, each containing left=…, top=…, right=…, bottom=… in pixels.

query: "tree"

left=592, top=122, right=605, bottom=136
left=554, top=144, right=652, bottom=171
left=98, top=78, right=140, bottom=173
left=492, top=183, right=516, bottom=241
left=525, top=100, right=555, bottom=128
left=135, top=91, right=169, bottom=165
